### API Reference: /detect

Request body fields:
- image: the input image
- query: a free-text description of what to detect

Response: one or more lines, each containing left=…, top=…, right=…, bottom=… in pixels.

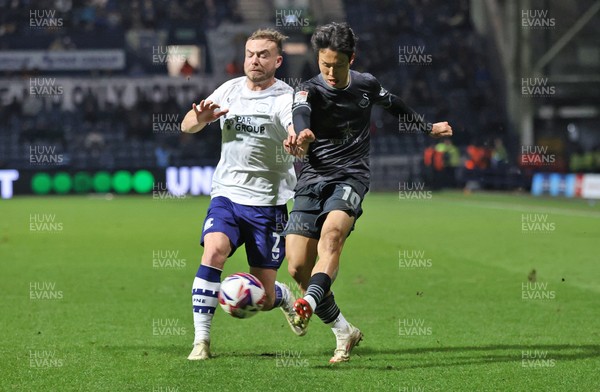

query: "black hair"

left=310, top=22, right=357, bottom=60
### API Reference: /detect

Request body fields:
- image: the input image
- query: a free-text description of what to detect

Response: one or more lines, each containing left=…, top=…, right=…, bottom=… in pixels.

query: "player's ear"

left=275, top=54, right=283, bottom=69
left=349, top=53, right=355, bottom=66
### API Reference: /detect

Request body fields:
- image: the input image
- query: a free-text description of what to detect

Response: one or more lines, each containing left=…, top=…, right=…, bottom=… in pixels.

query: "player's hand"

left=296, top=129, right=315, bottom=146
left=429, top=122, right=453, bottom=138
left=296, top=129, right=316, bottom=156
left=192, top=100, right=229, bottom=124
left=283, top=125, right=297, bottom=154
left=285, top=128, right=315, bottom=157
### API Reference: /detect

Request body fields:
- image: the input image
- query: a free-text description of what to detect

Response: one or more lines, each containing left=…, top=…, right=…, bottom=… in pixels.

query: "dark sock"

left=314, top=292, right=341, bottom=324
left=304, top=272, right=332, bottom=309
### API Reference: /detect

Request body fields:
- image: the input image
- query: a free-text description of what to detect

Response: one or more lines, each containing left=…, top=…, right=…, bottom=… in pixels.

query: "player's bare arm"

left=181, top=100, right=229, bottom=133
left=283, top=125, right=297, bottom=155
left=430, top=121, right=453, bottom=138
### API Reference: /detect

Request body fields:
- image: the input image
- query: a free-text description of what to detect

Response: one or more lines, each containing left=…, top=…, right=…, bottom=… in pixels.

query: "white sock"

left=304, top=295, right=317, bottom=311
left=193, top=312, right=214, bottom=344
left=274, top=281, right=290, bottom=309
left=191, top=275, right=220, bottom=344
left=327, top=312, right=351, bottom=335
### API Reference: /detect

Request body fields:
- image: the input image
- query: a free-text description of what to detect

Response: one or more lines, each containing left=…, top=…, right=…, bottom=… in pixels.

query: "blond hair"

left=247, top=29, right=288, bottom=55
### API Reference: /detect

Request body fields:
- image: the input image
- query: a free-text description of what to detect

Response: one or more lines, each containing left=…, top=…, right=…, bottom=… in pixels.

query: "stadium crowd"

left=1, top=0, right=593, bottom=189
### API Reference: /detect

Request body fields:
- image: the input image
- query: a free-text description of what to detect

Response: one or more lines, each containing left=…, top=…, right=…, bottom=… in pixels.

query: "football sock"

left=330, top=312, right=351, bottom=336
left=304, top=272, right=332, bottom=311
left=273, top=281, right=288, bottom=308
left=192, top=265, right=222, bottom=344
left=315, top=293, right=351, bottom=335
left=314, top=292, right=340, bottom=322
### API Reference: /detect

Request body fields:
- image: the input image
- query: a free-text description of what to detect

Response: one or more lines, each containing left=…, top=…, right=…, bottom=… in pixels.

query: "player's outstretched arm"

left=181, top=100, right=229, bottom=133
left=372, top=78, right=453, bottom=138
left=429, top=122, right=453, bottom=138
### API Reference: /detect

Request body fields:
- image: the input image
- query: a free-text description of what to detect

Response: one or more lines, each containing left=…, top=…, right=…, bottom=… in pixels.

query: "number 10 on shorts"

left=342, top=186, right=361, bottom=208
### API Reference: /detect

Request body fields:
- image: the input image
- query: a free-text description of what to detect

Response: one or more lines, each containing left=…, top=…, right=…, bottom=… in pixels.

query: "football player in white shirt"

left=181, top=29, right=303, bottom=360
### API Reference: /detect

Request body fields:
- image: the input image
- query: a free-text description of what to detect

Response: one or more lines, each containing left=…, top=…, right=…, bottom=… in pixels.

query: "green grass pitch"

left=1, top=191, right=599, bottom=391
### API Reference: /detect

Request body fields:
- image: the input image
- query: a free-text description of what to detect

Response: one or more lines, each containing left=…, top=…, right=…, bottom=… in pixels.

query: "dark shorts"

left=284, top=180, right=367, bottom=239
left=200, top=196, right=288, bottom=269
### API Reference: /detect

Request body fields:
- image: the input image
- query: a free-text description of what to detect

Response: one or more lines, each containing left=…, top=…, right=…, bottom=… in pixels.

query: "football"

left=218, top=273, right=266, bottom=319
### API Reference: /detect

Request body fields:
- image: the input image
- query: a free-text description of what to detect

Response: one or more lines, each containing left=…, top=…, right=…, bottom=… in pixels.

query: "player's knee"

left=287, top=263, right=301, bottom=281
left=286, top=246, right=303, bottom=270
left=320, top=226, right=345, bottom=253
left=287, top=257, right=310, bottom=281
left=201, top=246, right=229, bottom=269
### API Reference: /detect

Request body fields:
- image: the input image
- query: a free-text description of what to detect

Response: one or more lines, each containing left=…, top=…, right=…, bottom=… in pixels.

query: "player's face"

left=244, top=39, right=282, bottom=86
left=317, top=48, right=354, bottom=89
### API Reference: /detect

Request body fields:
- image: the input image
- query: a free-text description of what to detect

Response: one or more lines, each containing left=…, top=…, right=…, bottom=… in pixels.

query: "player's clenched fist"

left=429, top=121, right=453, bottom=138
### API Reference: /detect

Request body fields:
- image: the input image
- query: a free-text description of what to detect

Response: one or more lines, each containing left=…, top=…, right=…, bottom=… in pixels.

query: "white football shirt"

left=205, top=77, right=296, bottom=206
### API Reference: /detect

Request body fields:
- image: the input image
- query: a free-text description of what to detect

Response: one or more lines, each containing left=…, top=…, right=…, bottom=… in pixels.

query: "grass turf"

left=1, top=191, right=599, bottom=391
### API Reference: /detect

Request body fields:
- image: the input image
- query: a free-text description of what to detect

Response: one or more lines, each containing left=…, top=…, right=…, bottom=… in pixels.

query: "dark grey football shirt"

left=292, top=70, right=430, bottom=191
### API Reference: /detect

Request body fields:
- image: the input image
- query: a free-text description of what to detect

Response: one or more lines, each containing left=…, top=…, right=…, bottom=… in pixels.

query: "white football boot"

left=329, top=324, right=363, bottom=363
left=187, top=340, right=211, bottom=360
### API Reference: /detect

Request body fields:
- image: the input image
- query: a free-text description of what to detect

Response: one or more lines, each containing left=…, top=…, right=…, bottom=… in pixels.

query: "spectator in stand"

left=569, top=147, right=585, bottom=173
left=491, top=137, right=508, bottom=169
left=435, top=138, right=460, bottom=187
left=581, top=150, right=595, bottom=173
left=465, top=140, right=490, bottom=171
left=424, top=142, right=445, bottom=190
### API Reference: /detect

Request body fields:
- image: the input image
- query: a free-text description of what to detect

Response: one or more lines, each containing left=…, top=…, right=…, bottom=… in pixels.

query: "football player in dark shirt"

left=283, top=22, right=452, bottom=363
